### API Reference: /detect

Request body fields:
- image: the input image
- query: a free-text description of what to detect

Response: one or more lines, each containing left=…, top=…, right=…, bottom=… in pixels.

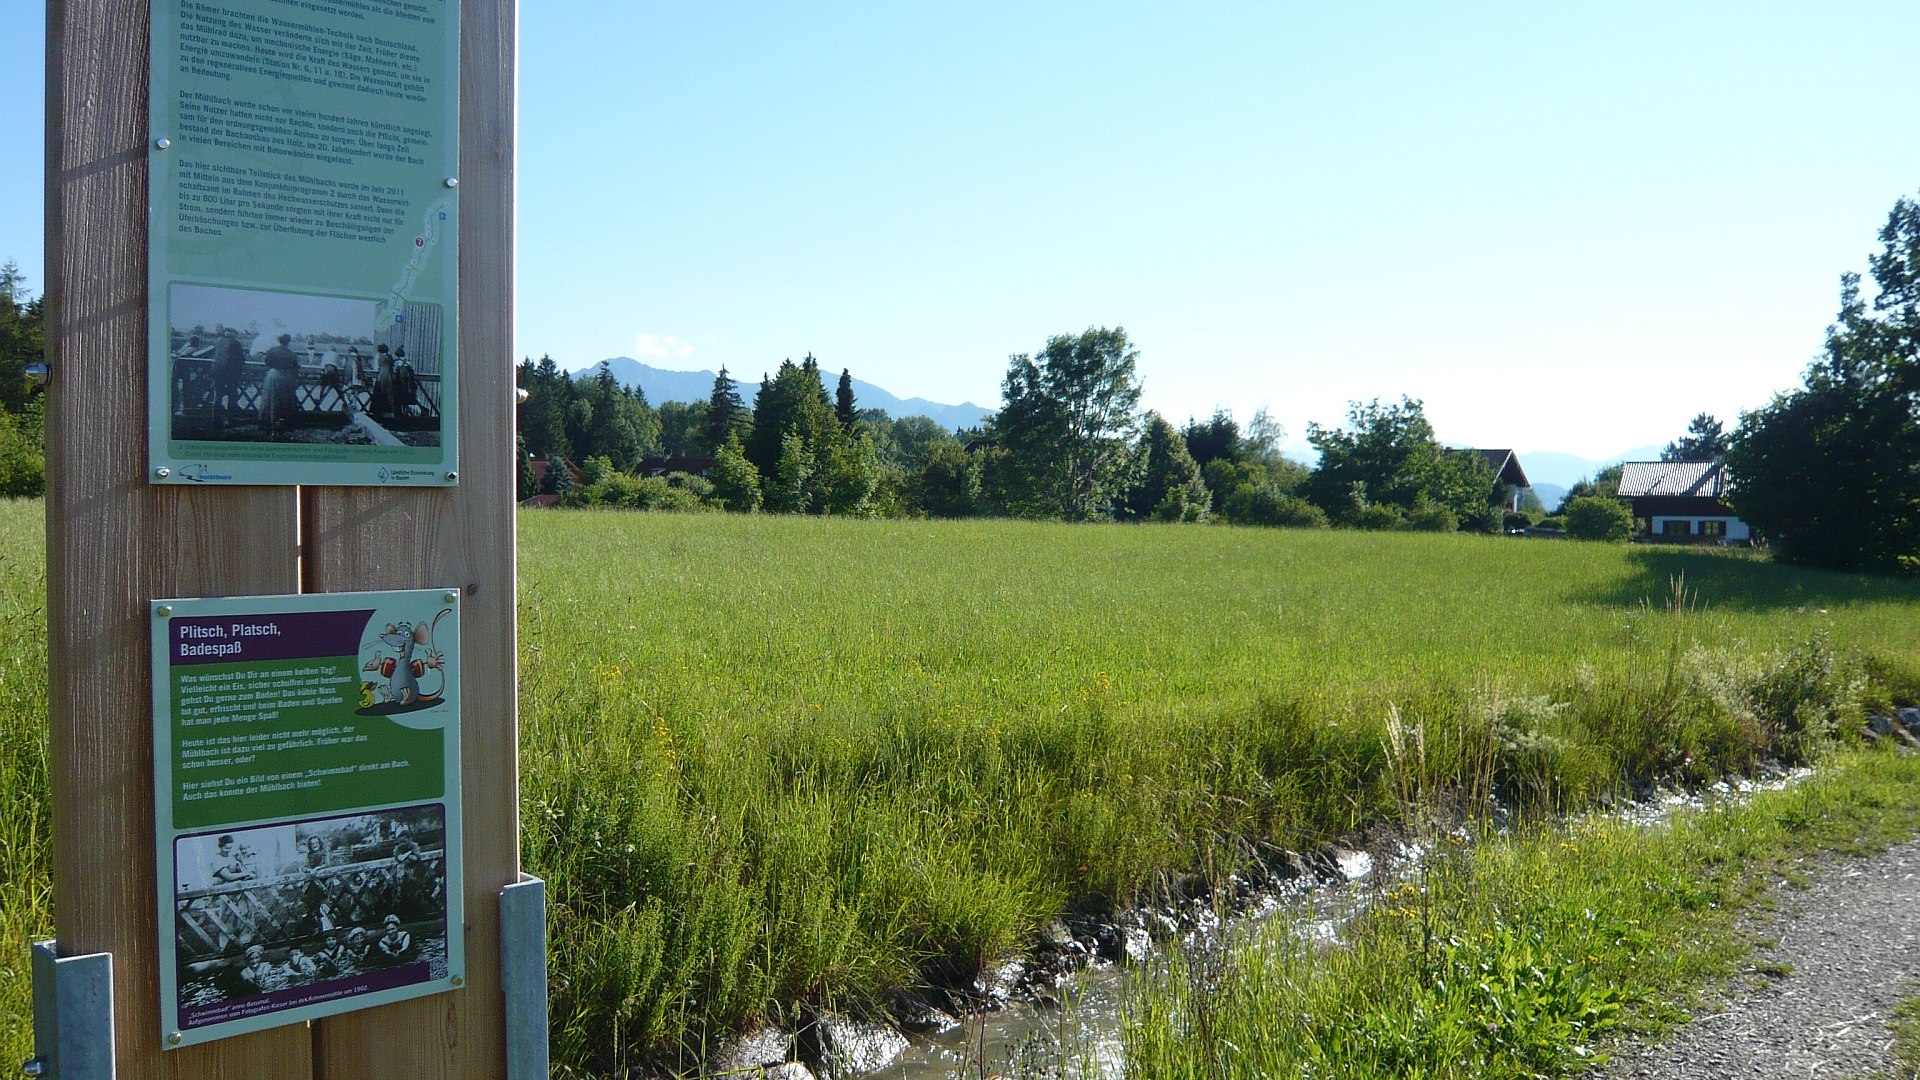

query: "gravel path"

left=1600, top=836, right=1920, bottom=1078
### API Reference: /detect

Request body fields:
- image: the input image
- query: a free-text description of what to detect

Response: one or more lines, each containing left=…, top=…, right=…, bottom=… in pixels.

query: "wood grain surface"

left=45, top=1, right=519, bottom=1076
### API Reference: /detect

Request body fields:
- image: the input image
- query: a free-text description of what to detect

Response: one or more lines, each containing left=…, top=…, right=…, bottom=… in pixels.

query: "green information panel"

left=148, top=0, right=461, bottom=486
left=151, top=590, right=464, bottom=1048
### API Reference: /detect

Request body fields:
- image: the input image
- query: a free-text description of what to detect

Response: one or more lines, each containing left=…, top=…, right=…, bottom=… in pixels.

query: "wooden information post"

left=44, top=0, right=526, bottom=1075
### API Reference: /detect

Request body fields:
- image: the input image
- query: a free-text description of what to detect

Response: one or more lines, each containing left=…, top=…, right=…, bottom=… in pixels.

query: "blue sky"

left=7, top=2, right=1920, bottom=458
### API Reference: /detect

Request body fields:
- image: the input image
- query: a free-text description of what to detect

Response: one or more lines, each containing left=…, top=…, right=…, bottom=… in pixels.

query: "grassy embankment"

left=1122, top=745, right=1920, bottom=1079
left=4, top=503, right=1920, bottom=1073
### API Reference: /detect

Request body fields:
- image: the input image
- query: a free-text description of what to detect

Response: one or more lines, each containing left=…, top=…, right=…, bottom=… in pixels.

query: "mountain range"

left=579, top=358, right=993, bottom=433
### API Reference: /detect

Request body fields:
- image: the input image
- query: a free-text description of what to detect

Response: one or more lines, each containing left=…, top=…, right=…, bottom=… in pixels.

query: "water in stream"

left=865, top=769, right=1810, bottom=1080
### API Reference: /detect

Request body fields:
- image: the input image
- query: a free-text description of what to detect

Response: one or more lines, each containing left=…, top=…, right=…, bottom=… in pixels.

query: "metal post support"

left=499, top=876, right=548, bottom=1080
left=27, top=941, right=115, bottom=1080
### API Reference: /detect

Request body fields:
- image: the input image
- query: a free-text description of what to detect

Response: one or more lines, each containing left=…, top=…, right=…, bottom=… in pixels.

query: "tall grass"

left=4, top=504, right=1920, bottom=1071
left=1123, top=745, right=1920, bottom=1079
left=515, top=513, right=1920, bottom=1073
left=0, top=502, right=49, bottom=1068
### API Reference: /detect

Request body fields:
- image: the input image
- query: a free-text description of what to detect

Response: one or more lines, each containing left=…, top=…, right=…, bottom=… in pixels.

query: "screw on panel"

left=155, top=467, right=171, bottom=479
left=444, top=178, right=459, bottom=188
left=444, top=471, right=458, bottom=482
left=450, top=976, right=464, bottom=987
left=155, top=137, right=171, bottom=150
left=156, top=606, right=173, bottom=618
left=167, top=1032, right=183, bottom=1046
left=443, top=592, right=460, bottom=604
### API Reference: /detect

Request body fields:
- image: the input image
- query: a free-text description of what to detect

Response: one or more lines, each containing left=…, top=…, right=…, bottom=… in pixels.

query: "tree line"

left=0, top=262, right=46, bottom=498
left=517, top=330, right=1526, bottom=532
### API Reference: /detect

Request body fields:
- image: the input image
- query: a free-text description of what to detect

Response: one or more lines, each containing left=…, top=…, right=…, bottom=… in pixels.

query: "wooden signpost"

left=43, top=0, right=533, bottom=1076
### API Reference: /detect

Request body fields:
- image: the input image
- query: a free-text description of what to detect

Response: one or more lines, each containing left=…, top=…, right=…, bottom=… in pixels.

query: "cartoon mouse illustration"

left=362, top=610, right=449, bottom=706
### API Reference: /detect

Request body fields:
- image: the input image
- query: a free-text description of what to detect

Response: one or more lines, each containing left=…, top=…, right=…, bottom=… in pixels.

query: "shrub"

left=1353, top=503, right=1406, bottom=531
left=1405, top=501, right=1458, bottom=533
left=1563, top=496, right=1634, bottom=542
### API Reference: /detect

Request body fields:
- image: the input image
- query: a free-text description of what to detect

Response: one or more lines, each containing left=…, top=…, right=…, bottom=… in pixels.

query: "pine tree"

left=702, top=367, right=749, bottom=454
left=835, top=368, right=857, bottom=427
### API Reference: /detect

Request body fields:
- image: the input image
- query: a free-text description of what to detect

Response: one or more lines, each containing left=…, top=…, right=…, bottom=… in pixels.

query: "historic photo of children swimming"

left=171, top=804, right=451, bottom=1028
left=167, top=283, right=444, bottom=448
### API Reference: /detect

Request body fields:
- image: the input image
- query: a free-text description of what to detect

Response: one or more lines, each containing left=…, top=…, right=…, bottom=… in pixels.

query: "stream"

left=864, top=770, right=1809, bottom=1080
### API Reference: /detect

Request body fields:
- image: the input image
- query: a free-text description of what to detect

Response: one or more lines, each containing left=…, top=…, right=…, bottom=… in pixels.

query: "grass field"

left=4, top=504, right=1920, bottom=1072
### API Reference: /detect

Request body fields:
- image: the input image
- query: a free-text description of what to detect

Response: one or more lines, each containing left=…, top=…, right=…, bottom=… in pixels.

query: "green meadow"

left=4, top=503, right=1920, bottom=1072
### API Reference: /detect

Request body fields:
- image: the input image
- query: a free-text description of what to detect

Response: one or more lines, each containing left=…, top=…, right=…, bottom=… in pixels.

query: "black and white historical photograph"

left=167, top=283, right=445, bottom=448
left=171, top=804, right=450, bottom=1020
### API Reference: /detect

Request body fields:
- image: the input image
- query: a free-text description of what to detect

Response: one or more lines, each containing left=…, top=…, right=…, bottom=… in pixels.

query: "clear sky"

left=7, top=2, right=1920, bottom=459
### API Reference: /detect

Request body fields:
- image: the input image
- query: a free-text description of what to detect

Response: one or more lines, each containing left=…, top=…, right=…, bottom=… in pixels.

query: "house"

left=1615, top=461, right=1749, bottom=542
left=635, top=454, right=715, bottom=479
left=1449, top=448, right=1533, bottom=512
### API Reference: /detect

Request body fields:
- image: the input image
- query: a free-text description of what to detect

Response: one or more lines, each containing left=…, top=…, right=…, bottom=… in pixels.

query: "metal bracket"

left=500, top=875, right=548, bottom=1080
left=28, top=941, right=115, bottom=1080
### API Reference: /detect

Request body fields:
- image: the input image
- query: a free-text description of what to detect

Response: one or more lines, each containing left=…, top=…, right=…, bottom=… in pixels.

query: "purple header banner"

left=169, top=609, right=375, bottom=667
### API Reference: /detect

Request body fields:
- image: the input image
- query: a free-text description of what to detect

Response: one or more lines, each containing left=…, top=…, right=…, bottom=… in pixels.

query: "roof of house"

left=1448, top=448, right=1531, bottom=488
left=1616, top=460, right=1730, bottom=499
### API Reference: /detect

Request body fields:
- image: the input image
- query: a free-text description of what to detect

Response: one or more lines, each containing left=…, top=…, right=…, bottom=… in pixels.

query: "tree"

left=1181, top=410, right=1240, bottom=468
left=1304, top=397, right=1491, bottom=527
left=584, top=363, right=645, bottom=469
left=1563, top=495, right=1635, bottom=542
left=746, top=358, right=838, bottom=480
left=658, top=399, right=711, bottom=457
left=835, top=368, right=857, bottom=427
left=515, top=434, right=537, bottom=502
left=994, top=326, right=1144, bottom=519
left=1557, top=464, right=1623, bottom=513
left=1126, top=412, right=1209, bottom=522
left=1728, top=193, right=1920, bottom=571
left=709, top=434, right=762, bottom=512
left=764, top=431, right=813, bottom=514
left=915, top=443, right=980, bottom=517
left=517, top=354, right=572, bottom=462
left=701, top=367, right=750, bottom=454
left=1661, top=413, right=1729, bottom=462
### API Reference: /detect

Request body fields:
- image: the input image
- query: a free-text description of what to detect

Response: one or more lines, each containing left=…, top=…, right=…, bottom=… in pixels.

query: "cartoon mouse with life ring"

left=359, top=608, right=450, bottom=714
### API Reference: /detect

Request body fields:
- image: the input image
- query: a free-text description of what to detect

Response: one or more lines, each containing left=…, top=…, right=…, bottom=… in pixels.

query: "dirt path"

left=1600, top=836, right=1920, bottom=1078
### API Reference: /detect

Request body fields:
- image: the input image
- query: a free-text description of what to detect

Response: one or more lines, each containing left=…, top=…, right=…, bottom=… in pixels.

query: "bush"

left=1405, top=501, right=1458, bottom=532
left=1563, top=496, right=1634, bottom=542
left=1502, top=511, right=1533, bottom=532
left=0, top=408, right=44, bottom=499
left=1353, top=503, right=1406, bottom=531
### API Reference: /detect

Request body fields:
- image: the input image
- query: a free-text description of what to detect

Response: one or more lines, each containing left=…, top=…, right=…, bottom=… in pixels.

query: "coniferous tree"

left=1661, top=413, right=1730, bottom=462
left=1128, top=412, right=1210, bottom=522
left=702, top=366, right=750, bottom=454
left=835, top=368, right=857, bottom=427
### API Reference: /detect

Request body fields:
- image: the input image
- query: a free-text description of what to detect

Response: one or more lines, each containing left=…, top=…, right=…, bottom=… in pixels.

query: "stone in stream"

left=898, top=1000, right=960, bottom=1034
left=705, top=1024, right=795, bottom=1074
left=1899, top=706, right=1920, bottom=731
left=806, top=1012, right=910, bottom=1078
left=765, top=1065, right=818, bottom=1080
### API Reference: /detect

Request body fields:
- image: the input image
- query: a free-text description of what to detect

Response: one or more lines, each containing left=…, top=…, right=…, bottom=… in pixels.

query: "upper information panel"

left=149, top=0, right=461, bottom=487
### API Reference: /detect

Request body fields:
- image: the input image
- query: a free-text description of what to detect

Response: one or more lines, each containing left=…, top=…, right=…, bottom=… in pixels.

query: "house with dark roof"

left=1615, top=461, right=1749, bottom=542
left=1448, top=448, right=1533, bottom=511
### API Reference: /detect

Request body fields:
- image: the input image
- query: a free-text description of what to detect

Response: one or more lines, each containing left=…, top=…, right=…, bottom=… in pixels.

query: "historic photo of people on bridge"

left=170, top=804, right=451, bottom=1031
left=166, top=283, right=445, bottom=450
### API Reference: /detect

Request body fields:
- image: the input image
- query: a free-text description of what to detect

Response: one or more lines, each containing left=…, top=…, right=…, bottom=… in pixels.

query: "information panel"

left=148, top=0, right=461, bottom=486
left=151, top=590, right=464, bottom=1048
